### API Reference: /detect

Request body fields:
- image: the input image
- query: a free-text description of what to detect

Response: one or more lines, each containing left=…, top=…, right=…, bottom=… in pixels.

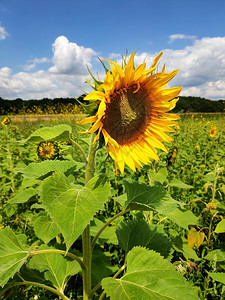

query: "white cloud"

left=49, top=36, right=97, bottom=75
left=1, top=35, right=225, bottom=100
left=0, top=36, right=97, bottom=99
left=0, top=25, right=8, bottom=40
left=128, top=36, right=225, bottom=100
left=23, top=57, right=50, bottom=71
left=169, top=34, right=197, bottom=43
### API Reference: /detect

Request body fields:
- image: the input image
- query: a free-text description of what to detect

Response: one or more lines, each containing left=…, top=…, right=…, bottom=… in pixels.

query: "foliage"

left=1, top=95, right=225, bottom=115
left=0, top=113, right=224, bottom=299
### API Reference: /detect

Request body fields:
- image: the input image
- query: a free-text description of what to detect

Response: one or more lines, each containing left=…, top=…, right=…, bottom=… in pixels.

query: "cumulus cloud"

left=0, top=25, right=8, bottom=40
left=0, top=36, right=97, bottom=99
left=130, top=36, right=225, bottom=100
left=23, top=57, right=50, bottom=71
left=49, top=36, right=97, bottom=75
left=169, top=34, right=197, bottom=43
left=1, top=35, right=225, bottom=100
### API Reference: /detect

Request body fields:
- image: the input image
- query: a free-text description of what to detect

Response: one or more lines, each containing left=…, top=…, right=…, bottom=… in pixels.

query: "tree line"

left=0, top=95, right=224, bottom=115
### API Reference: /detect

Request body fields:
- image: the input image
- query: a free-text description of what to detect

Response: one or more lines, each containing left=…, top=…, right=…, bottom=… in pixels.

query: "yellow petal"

left=151, top=51, right=163, bottom=68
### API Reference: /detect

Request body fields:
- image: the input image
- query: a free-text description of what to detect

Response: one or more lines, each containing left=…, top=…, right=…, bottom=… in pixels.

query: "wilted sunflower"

left=210, top=127, right=217, bottom=138
left=37, top=141, right=60, bottom=160
left=1, top=116, right=11, bottom=125
left=79, top=52, right=182, bottom=173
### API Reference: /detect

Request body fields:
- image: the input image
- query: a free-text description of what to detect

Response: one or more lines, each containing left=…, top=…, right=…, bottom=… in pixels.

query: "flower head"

left=79, top=52, right=182, bottom=173
left=210, top=127, right=217, bottom=138
left=1, top=116, right=11, bottom=125
left=37, top=141, right=60, bottom=160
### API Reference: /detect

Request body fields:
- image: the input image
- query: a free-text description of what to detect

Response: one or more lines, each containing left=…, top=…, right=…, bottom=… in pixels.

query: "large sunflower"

left=79, top=52, right=182, bottom=173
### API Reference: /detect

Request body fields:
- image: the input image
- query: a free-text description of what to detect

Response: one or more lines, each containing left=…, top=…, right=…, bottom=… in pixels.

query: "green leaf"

left=215, top=219, right=225, bottom=233
left=209, top=272, right=225, bottom=284
left=168, top=178, right=193, bottom=189
left=149, top=167, right=168, bottom=184
left=173, top=236, right=200, bottom=260
left=91, top=250, right=117, bottom=285
left=167, top=208, right=198, bottom=230
left=116, top=219, right=172, bottom=258
left=8, top=187, right=37, bottom=204
left=0, top=227, right=32, bottom=288
left=124, top=179, right=182, bottom=214
left=40, top=172, right=111, bottom=250
left=33, top=212, right=61, bottom=243
left=204, top=249, right=225, bottom=262
left=90, top=218, right=118, bottom=245
left=25, top=124, right=72, bottom=143
left=102, top=247, right=199, bottom=300
left=21, top=160, right=84, bottom=179
left=28, top=245, right=80, bottom=290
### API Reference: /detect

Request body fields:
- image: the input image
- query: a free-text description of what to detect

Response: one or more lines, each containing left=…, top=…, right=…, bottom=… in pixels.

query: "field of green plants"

left=0, top=113, right=225, bottom=300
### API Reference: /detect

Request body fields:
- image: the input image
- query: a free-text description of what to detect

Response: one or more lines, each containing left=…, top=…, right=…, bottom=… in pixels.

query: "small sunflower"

left=37, top=141, right=60, bottom=160
left=79, top=52, right=182, bottom=173
left=1, top=116, right=11, bottom=125
left=210, top=127, right=217, bottom=138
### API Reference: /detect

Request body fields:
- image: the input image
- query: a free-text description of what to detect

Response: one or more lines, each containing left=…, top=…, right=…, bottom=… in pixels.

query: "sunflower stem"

left=82, top=133, right=97, bottom=300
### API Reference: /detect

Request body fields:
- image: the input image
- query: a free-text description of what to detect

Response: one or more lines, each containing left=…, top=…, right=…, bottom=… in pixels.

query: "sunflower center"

left=102, top=85, right=151, bottom=145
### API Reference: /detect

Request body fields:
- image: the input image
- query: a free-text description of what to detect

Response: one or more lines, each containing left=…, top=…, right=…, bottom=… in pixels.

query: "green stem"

left=83, top=133, right=98, bottom=300
left=29, top=249, right=86, bottom=271
left=98, top=264, right=127, bottom=300
left=12, top=281, right=69, bottom=300
left=91, top=264, right=126, bottom=299
left=91, top=209, right=130, bottom=251
left=70, top=137, right=88, bottom=163
left=211, top=175, right=218, bottom=203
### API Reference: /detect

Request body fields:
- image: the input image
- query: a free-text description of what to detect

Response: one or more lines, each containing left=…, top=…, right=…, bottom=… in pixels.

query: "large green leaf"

left=33, top=212, right=61, bottom=243
left=167, top=208, right=198, bottom=230
left=21, top=160, right=84, bottom=179
left=8, top=187, right=37, bottom=204
left=204, top=249, right=225, bottom=262
left=25, top=124, right=72, bottom=143
left=116, top=219, right=172, bottom=258
left=0, top=227, right=33, bottom=288
left=124, top=179, right=182, bottom=214
left=28, top=245, right=80, bottom=290
left=40, top=172, right=111, bottom=250
left=102, top=247, right=199, bottom=300
left=214, top=219, right=225, bottom=233
left=168, top=178, right=193, bottom=189
left=91, top=250, right=117, bottom=285
left=209, top=272, right=225, bottom=284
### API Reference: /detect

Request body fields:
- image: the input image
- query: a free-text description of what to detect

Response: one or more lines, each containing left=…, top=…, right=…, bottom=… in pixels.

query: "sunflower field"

left=0, top=53, right=225, bottom=300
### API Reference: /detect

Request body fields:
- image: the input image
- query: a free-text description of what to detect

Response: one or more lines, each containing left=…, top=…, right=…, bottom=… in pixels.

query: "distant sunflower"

left=1, top=116, right=11, bottom=125
left=37, top=141, right=59, bottom=160
left=79, top=52, right=182, bottom=173
left=210, top=127, right=217, bottom=138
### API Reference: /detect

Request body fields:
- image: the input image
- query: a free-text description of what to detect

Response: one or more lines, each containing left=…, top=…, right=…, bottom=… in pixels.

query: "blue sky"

left=1, top=0, right=225, bottom=100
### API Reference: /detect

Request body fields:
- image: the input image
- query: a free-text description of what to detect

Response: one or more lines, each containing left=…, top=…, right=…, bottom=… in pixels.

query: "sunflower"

left=1, top=116, right=11, bottom=125
left=210, top=127, right=217, bottom=138
left=37, top=141, right=60, bottom=160
left=79, top=52, right=182, bottom=173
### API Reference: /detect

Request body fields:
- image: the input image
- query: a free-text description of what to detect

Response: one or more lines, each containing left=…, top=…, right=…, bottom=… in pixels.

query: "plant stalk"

left=12, top=281, right=70, bottom=300
left=82, top=133, right=97, bottom=300
left=91, top=209, right=130, bottom=251
left=70, top=137, right=88, bottom=163
left=29, top=249, right=86, bottom=271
